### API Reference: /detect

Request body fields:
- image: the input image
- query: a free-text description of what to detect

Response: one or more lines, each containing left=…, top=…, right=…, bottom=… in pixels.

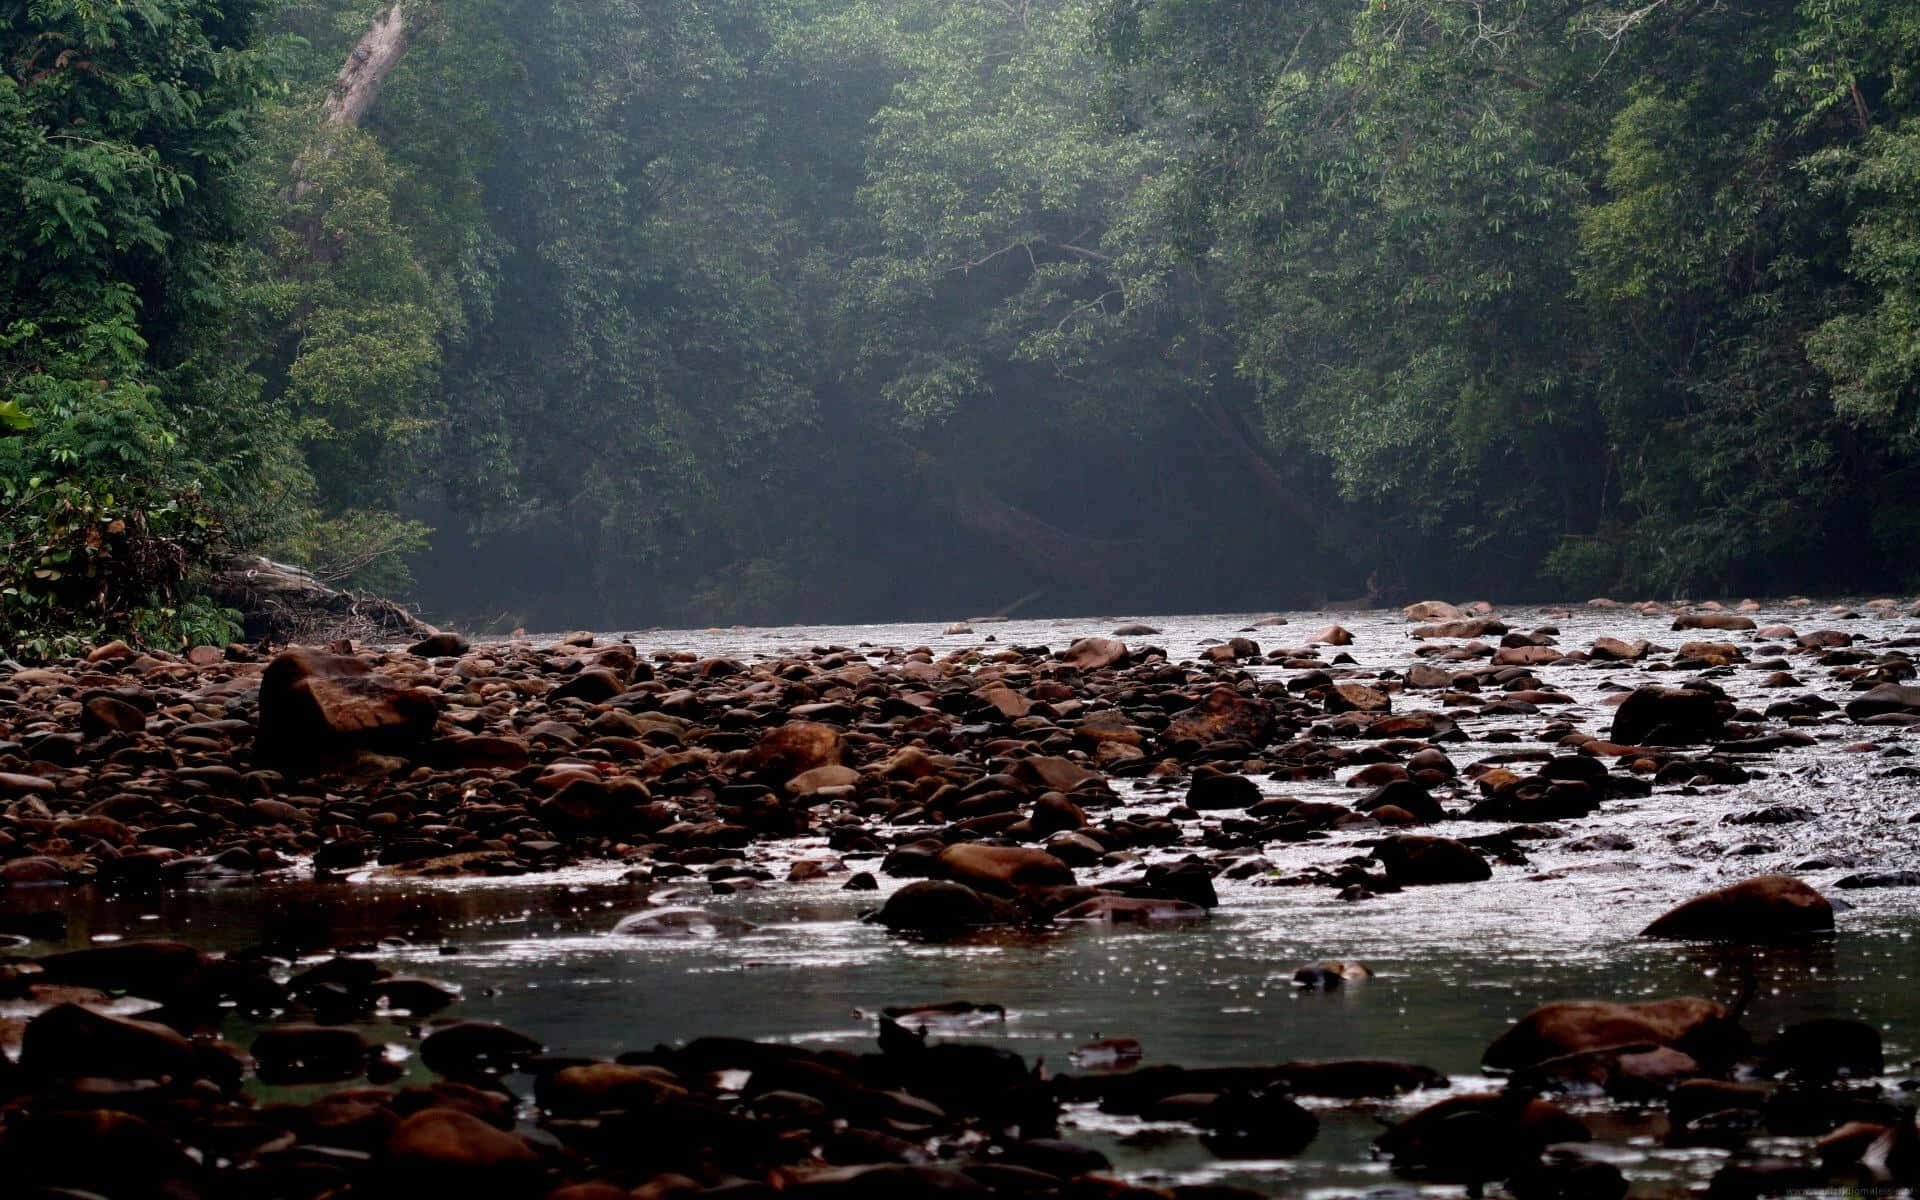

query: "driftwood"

left=208, top=555, right=436, bottom=645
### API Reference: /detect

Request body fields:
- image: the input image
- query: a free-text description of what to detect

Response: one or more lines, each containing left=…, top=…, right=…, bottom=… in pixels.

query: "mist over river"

left=7, top=601, right=1920, bottom=1196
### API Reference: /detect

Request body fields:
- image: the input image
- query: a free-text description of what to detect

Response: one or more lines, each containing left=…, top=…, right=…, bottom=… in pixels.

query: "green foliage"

left=268, top=506, right=431, bottom=594
left=0, top=0, right=274, bottom=650
left=0, top=472, right=228, bottom=658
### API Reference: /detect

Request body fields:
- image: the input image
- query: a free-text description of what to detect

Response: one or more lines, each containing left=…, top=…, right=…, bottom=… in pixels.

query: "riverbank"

left=3, top=599, right=1920, bottom=1196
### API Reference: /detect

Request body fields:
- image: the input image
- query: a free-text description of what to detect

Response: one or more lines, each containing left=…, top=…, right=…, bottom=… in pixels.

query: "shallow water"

left=7, top=602, right=1920, bottom=1195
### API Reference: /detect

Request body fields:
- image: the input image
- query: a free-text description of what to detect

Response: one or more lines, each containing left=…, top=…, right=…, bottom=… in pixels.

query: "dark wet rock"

left=79, top=692, right=147, bottom=736
left=1357, top=779, right=1444, bottom=823
left=1723, top=805, right=1813, bottom=825
left=1610, top=685, right=1727, bottom=746
left=419, top=1021, right=543, bottom=1078
left=1197, top=1089, right=1319, bottom=1157
left=253, top=1025, right=371, bottom=1084
left=1186, top=769, right=1262, bottom=810
left=875, top=880, right=1023, bottom=933
left=1483, top=998, right=1742, bottom=1072
left=1377, top=1091, right=1588, bottom=1183
left=1654, top=757, right=1750, bottom=786
left=34, top=939, right=208, bottom=1001
left=409, top=632, right=471, bottom=657
left=386, top=1105, right=541, bottom=1175
left=1834, top=870, right=1920, bottom=889
left=1764, top=1018, right=1883, bottom=1080
left=1507, top=1154, right=1629, bottom=1200
left=1053, top=894, right=1208, bottom=922
left=1292, top=960, right=1372, bottom=990
left=1846, top=682, right=1920, bottom=720
left=19, top=1002, right=201, bottom=1082
left=1374, top=835, right=1491, bottom=885
left=1641, top=875, right=1834, bottom=941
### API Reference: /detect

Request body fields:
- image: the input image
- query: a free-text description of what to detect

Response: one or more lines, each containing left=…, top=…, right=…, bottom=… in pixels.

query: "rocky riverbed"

left=4, top=598, right=1920, bottom=1198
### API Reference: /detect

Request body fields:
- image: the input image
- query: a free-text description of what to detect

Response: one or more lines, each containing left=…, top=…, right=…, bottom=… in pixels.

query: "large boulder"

left=256, top=648, right=438, bottom=767
left=1186, top=770, right=1262, bottom=811
left=752, top=721, right=844, bottom=782
left=1374, top=835, right=1490, bottom=885
left=1404, top=601, right=1466, bottom=622
left=935, top=844, right=1074, bottom=895
left=1059, top=637, right=1128, bottom=671
left=874, top=880, right=1024, bottom=933
left=1483, top=997, right=1740, bottom=1072
left=1376, top=1092, right=1588, bottom=1183
left=19, top=1004, right=202, bottom=1082
left=385, top=1106, right=540, bottom=1175
left=1641, top=875, right=1834, bottom=941
left=1845, top=683, right=1920, bottom=721
left=1608, top=686, right=1725, bottom=746
left=34, top=940, right=209, bottom=1002
left=1165, top=686, right=1275, bottom=746
left=1672, top=612, right=1755, bottom=631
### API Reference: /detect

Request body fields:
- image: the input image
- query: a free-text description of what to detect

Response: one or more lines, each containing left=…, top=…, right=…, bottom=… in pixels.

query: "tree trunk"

left=289, top=4, right=412, bottom=200
left=322, top=4, right=412, bottom=128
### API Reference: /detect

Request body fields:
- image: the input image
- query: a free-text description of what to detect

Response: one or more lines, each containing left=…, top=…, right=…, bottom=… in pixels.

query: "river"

left=6, top=602, right=1919, bottom=1196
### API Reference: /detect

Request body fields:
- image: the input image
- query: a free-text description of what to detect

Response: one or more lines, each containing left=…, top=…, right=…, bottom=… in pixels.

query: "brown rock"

left=1373, top=836, right=1489, bottom=885
left=1672, top=612, right=1756, bottom=631
left=1059, top=637, right=1128, bottom=671
left=386, top=1106, right=540, bottom=1172
left=875, top=880, right=1023, bottom=932
left=80, top=693, right=146, bottom=736
left=0, top=856, right=70, bottom=885
left=86, top=639, right=136, bottom=664
left=1011, top=755, right=1102, bottom=792
left=20, top=1003, right=200, bottom=1081
left=752, top=721, right=844, bottom=782
left=787, top=764, right=861, bottom=796
left=936, top=843, right=1075, bottom=895
left=1165, top=686, right=1275, bottom=745
left=1610, top=685, right=1725, bottom=746
left=1403, top=601, right=1466, bottom=622
left=1491, top=645, right=1562, bottom=666
left=409, top=632, right=470, bottom=657
left=1307, top=625, right=1353, bottom=646
left=252, top=1025, right=371, bottom=1084
left=978, top=686, right=1032, bottom=719
left=1053, top=894, right=1208, bottom=922
left=35, top=940, right=207, bottom=1000
left=1414, top=619, right=1508, bottom=639
left=256, top=648, right=438, bottom=767
left=1589, top=637, right=1648, bottom=661
left=1483, top=997, right=1738, bottom=1071
left=541, top=1063, right=685, bottom=1115
left=1326, top=682, right=1389, bottom=714
left=1641, top=875, right=1834, bottom=941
